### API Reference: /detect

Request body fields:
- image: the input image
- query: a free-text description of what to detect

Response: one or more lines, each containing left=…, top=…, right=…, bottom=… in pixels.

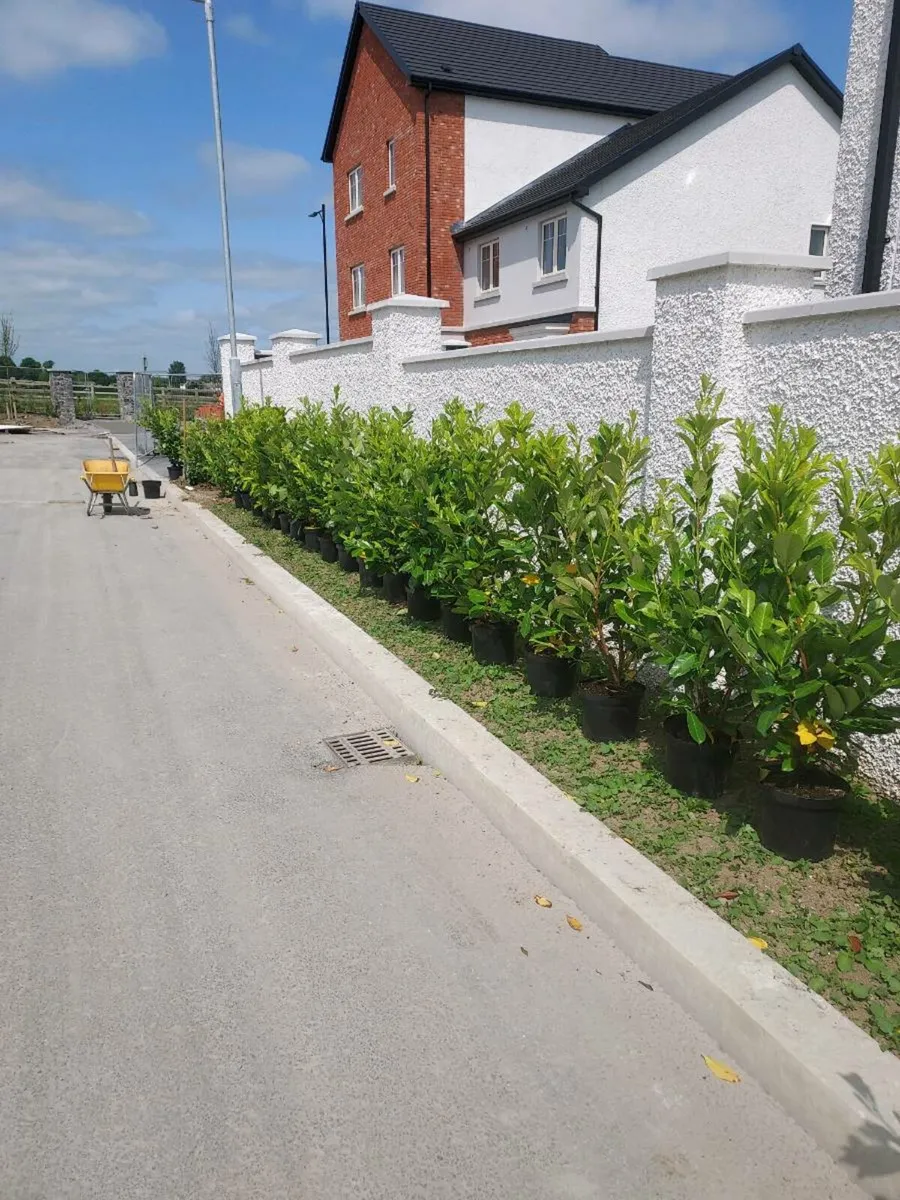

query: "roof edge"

left=454, top=44, right=843, bottom=241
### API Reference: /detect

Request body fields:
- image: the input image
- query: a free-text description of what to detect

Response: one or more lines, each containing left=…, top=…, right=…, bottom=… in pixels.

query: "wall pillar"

left=218, top=333, right=257, bottom=415
left=116, top=371, right=134, bottom=419
left=269, top=329, right=320, bottom=405
left=646, top=252, right=825, bottom=479
left=828, top=0, right=900, bottom=295
left=368, top=296, right=448, bottom=426
left=50, top=371, right=75, bottom=426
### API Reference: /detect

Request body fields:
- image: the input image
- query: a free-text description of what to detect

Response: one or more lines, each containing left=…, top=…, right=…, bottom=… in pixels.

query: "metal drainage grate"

left=323, top=728, right=414, bottom=768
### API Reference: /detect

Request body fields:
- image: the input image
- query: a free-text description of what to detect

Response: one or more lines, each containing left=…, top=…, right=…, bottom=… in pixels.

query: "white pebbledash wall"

left=221, top=256, right=900, bottom=795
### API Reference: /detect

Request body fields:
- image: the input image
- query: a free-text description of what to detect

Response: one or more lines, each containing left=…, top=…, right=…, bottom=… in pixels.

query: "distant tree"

left=20, top=356, right=40, bottom=368
left=168, top=360, right=186, bottom=386
left=0, top=313, right=19, bottom=363
left=86, top=369, right=112, bottom=386
left=204, top=323, right=220, bottom=376
left=42, top=360, right=54, bottom=370
left=0, top=354, right=14, bottom=372
left=18, top=355, right=42, bottom=381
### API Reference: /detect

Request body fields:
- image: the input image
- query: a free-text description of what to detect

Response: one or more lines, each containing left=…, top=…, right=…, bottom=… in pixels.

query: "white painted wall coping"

left=744, top=288, right=900, bottom=324
left=270, top=329, right=321, bottom=341
left=287, top=336, right=373, bottom=360
left=403, top=325, right=654, bottom=365
left=366, top=295, right=449, bottom=312
left=647, top=251, right=834, bottom=280
left=219, top=332, right=256, bottom=343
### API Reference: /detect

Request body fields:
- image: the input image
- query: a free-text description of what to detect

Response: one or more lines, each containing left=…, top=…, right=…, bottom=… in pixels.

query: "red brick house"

left=322, top=5, right=840, bottom=346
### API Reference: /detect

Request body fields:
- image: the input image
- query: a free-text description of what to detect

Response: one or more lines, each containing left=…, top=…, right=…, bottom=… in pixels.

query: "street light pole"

left=309, top=204, right=331, bottom=344
left=190, top=0, right=242, bottom=412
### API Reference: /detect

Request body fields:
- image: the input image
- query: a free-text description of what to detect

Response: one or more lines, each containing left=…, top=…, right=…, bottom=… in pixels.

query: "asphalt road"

left=0, top=431, right=866, bottom=1200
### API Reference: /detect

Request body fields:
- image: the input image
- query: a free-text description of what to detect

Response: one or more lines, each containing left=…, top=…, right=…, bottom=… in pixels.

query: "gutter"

left=572, top=199, right=602, bottom=331
left=863, top=0, right=900, bottom=292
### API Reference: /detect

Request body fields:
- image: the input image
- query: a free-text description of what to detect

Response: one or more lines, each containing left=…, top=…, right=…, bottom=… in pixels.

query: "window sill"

left=383, top=185, right=396, bottom=197
left=533, top=272, right=568, bottom=291
left=344, top=207, right=364, bottom=223
left=474, top=289, right=501, bottom=305
left=347, top=306, right=367, bottom=316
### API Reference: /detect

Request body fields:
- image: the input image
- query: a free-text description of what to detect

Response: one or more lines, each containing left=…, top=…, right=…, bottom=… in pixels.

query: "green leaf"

left=756, top=706, right=782, bottom=735
left=669, top=652, right=699, bottom=679
left=750, top=601, right=773, bottom=636
left=773, top=530, right=805, bottom=571
left=870, top=1003, right=896, bottom=1037
left=847, top=981, right=871, bottom=1001
left=824, top=683, right=845, bottom=720
left=793, top=679, right=822, bottom=699
left=836, top=951, right=853, bottom=972
left=686, top=711, right=708, bottom=744
left=738, top=588, right=756, bottom=617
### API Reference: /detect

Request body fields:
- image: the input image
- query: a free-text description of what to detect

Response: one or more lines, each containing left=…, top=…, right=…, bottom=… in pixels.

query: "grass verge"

left=207, top=494, right=900, bottom=1052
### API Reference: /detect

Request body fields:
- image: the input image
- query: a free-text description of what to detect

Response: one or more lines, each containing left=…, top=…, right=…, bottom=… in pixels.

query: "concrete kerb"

left=107, top=434, right=900, bottom=1196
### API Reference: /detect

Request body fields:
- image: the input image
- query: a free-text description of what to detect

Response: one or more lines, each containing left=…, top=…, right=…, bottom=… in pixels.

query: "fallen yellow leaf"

left=534, top=895, right=553, bottom=908
left=622, top=837, right=634, bottom=846
left=405, top=773, right=420, bottom=784
left=472, top=700, right=489, bottom=709
left=381, top=737, right=400, bottom=747
left=747, top=936, right=768, bottom=951
left=322, top=764, right=341, bottom=773
left=431, top=652, right=442, bottom=659
left=566, top=915, right=583, bottom=932
left=702, top=1055, right=741, bottom=1084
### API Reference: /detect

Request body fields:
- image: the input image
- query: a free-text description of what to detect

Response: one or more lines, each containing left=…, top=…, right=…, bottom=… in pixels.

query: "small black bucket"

left=304, top=527, right=321, bottom=553
left=382, top=571, right=410, bottom=605
left=524, top=651, right=577, bottom=698
left=663, top=715, right=735, bottom=800
left=167, top=463, right=183, bottom=481
left=407, top=586, right=440, bottom=621
left=319, top=533, right=339, bottom=563
left=757, top=768, right=847, bottom=861
left=359, top=563, right=383, bottom=590
left=337, top=545, right=359, bottom=572
left=471, top=620, right=515, bottom=666
left=141, top=479, right=162, bottom=499
left=581, top=683, right=645, bottom=742
left=440, top=603, right=471, bottom=644
left=128, top=480, right=139, bottom=497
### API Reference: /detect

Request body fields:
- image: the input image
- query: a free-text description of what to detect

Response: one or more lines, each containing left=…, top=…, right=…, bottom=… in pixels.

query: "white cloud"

left=223, top=13, right=271, bottom=45
left=200, top=142, right=309, bottom=196
left=0, top=173, right=150, bottom=236
left=302, top=0, right=788, bottom=67
left=0, top=0, right=166, bottom=80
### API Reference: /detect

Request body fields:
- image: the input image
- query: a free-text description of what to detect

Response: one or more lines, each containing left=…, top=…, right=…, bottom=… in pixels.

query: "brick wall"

left=569, top=312, right=598, bottom=333
left=331, top=25, right=464, bottom=341
left=465, top=311, right=595, bottom=346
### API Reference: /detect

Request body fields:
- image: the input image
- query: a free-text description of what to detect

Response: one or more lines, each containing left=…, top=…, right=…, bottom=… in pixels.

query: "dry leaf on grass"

left=747, top=936, right=768, bottom=951
left=566, top=915, right=583, bottom=932
left=849, top=934, right=863, bottom=953
left=534, top=895, right=553, bottom=908
left=702, top=1055, right=741, bottom=1084
left=717, top=890, right=739, bottom=900
left=622, top=837, right=634, bottom=846
left=405, top=773, right=420, bottom=784
left=472, top=700, right=489, bottom=709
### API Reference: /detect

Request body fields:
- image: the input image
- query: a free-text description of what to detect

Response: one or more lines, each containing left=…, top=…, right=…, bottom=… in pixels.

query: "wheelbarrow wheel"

left=102, top=493, right=113, bottom=515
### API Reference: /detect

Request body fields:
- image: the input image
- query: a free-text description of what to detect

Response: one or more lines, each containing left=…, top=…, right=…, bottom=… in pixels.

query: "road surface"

left=0, top=431, right=865, bottom=1199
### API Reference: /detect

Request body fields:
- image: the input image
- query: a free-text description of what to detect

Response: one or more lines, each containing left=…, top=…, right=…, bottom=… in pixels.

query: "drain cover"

left=324, top=728, right=414, bottom=767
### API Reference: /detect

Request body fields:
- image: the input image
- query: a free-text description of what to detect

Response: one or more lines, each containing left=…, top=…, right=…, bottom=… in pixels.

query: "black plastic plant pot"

left=289, top=517, right=304, bottom=540
left=141, top=479, right=162, bottom=500
left=440, top=603, right=471, bottom=644
left=319, top=533, right=339, bottom=563
left=337, top=545, right=359, bottom=573
left=278, top=512, right=291, bottom=534
left=524, top=650, right=577, bottom=698
left=663, top=715, right=736, bottom=800
left=359, top=563, right=383, bottom=590
left=406, top=585, right=440, bottom=621
left=304, top=527, right=321, bottom=553
left=128, top=480, right=139, bottom=497
left=233, top=489, right=242, bottom=507
left=253, top=506, right=267, bottom=522
left=382, top=571, right=410, bottom=605
left=167, top=463, right=183, bottom=481
left=239, top=491, right=252, bottom=510
left=471, top=620, right=516, bottom=666
left=757, top=768, right=848, bottom=862
left=268, top=513, right=281, bottom=529
left=580, top=682, right=645, bottom=743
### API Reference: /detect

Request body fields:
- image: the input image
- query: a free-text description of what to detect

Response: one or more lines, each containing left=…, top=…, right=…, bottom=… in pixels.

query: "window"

left=350, top=263, right=365, bottom=310
left=387, top=139, right=396, bottom=190
left=809, top=224, right=831, bottom=286
left=390, top=246, right=406, bottom=296
left=479, top=239, right=500, bottom=292
left=540, top=216, right=567, bottom=276
left=348, top=165, right=363, bottom=214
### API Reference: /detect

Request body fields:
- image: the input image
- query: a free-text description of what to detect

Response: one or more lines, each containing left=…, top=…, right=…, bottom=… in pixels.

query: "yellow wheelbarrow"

left=82, top=439, right=134, bottom=517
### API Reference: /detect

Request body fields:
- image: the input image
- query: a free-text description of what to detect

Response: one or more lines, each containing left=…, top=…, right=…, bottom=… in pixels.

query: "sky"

left=0, top=0, right=854, bottom=374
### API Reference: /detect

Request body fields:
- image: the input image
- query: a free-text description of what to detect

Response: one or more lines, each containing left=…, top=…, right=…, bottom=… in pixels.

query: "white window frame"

left=390, top=246, right=406, bottom=296
left=478, top=239, right=500, bottom=293
left=348, top=165, right=363, bottom=215
left=540, top=215, right=568, bottom=276
left=386, top=139, right=396, bottom=191
left=350, top=263, right=365, bottom=311
left=809, top=223, right=831, bottom=287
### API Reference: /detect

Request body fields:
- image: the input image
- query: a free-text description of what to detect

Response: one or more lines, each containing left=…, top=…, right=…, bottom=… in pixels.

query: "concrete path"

left=0, top=432, right=866, bottom=1200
